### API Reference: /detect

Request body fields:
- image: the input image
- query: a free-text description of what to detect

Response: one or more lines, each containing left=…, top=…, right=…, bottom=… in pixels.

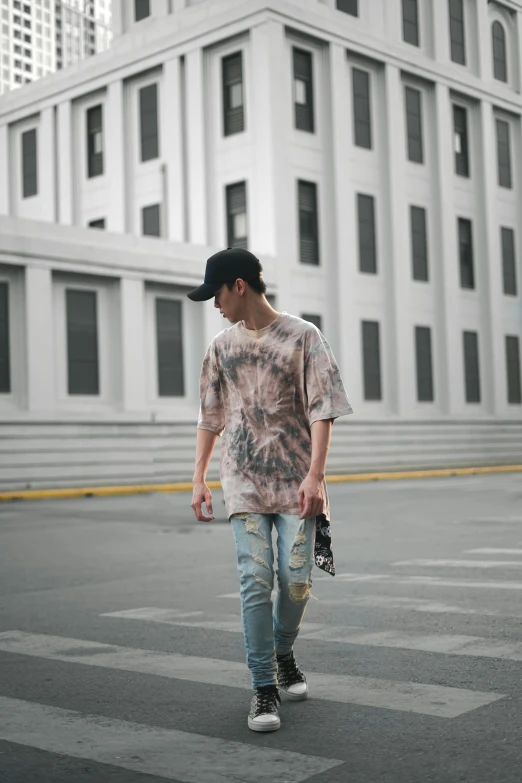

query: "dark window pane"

left=135, top=0, right=150, bottom=22
left=336, top=0, right=358, bottom=15
left=293, top=48, right=314, bottom=133
left=298, top=180, right=319, bottom=265
left=88, top=218, right=105, bottom=229
left=405, top=86, right=423, bottom=164
left=492, top=21, right=508, bottom=83
left=21, top=127, right=37, bottom=198
left=0, top=283, right=10, bottom=394
left=357, top=194, right=377, bottom=274
left=453, top=105, right=470, bottom=177
left=87, top=104, right=103, bottom=178
left=415, top=326, right=434, bottom=402
left=66, top=289, right=99, bottom=396
left=411, top=205, right=428, bottom=281
left=506, top=335, right=521, bottom=404
left=302, top=313, right=322, bottom=331
left=156, top=298, right=184, bottom=397
left=501, top=227, right=517, bottom=296
left=449, top=0, right=466, bottom=65
left=139, top=83, right=159, bottom=162
left=222, top=52, right=244, bottom=136
left=352, top=68, right=372, bottom=149
left=402, top=0, right=419, bottom=46
left=496, top=119, right=512, bottom=189
left=142, top=204, right=161, bottom=237
left=362, top=320, right=382, bottom=401
left=226, top=181, right=248, bottom=249
left=458, top=218, right=474, bottom=289
left=463, top=330, right=480, bottom=403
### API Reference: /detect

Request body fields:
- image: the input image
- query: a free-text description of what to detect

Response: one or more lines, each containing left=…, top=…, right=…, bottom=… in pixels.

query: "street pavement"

left=0, top=473, right=521, bottom=783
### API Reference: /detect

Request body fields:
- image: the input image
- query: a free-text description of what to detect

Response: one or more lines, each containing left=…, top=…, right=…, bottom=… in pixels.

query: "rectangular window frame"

left=134, top=0, right=150, bottom=22
left=298, top=180, right=320, bottom=266
left=155, top=297, right=185, bottom=398
left=410, top=205, right=429, bottom=282
left=458, top=217, right=475, bottom=290
left=506, top=335, right=522, bottom=405
left=415, top=325, right=434, bottom=402
left=449, top=0, right=466, bottom=65
left=453, top=104, right=470, bottom=178
left=293, top=48, right=315, bottom=134
left=21, top=127, right=37, bottom=198
left=226, top=181, right=248, bottom=250
left=405, top=86, right=423, bottom=164
left=66, top=288, right=100, bottom=397
left=352, top=68, right=372, bottom=150
left=496, top=119, right=512, bottom=189
left=362, top=320, right=382, bottom=401
left=463, top=330, right=480, bottom=403
left=501, top=227, right=517, bottom=296
left=0, top=281, right=11, bottom=394
left=139, top=82, right=159, bottom=163
left=357, top=193, right=377, bottom=275
left=402, top=0, right=420, bottom=47
left=222, top=52, right=245, bottom=137
left=142, top=203, right=161, bottom=237
left=336, top=0, right=358, bottom=16
left=86, top=104, right=103, bottom=179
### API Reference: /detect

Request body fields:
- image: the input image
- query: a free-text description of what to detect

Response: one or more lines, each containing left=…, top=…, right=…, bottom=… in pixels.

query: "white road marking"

left=311, top=572, right=522, bottom=590
left=465, top=549, right=522, bottom=556
left=312, top=595, right=494, bottom=615
left=0, top=631, right=503, bottom=718
left=392, top=559, right=522, bottom=569
left=0, top=696, right=342, bottom=783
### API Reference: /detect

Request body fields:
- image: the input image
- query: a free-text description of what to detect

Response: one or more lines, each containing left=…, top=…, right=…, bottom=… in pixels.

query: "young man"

left=188, top=247, right=352, bottom=732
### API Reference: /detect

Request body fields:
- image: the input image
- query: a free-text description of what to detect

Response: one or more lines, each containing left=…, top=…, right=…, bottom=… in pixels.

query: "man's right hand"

left=191, top=481, right=215, bottom=522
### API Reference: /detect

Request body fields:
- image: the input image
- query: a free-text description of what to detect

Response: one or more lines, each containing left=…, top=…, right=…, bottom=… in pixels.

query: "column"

left=185, top=48, right=207, bottom=245
left=161, top=57, right=184, bottom=242
left=120, top=277, right=147, bottom=411
left=434, top=82, right=461, bottom=414
left=39, top=107, right=56, bottom=223
left=432, top=0, right=450, bottom=63
left=477, top=100, right=505, bottom=414
left=0, top=125, right=9, bottom=215
left=154, top=0, right=170, bottom=17
left=476, top=0, right=493, bottom=83
left=56, top=100, right=73, bottom=225
left=111, top=0, right=123, bottom=36
left=25, top=266, right=55, bottom=411
left=384, top=0, right=403, bottom=45
left=106, top=80, right=127, bottom=233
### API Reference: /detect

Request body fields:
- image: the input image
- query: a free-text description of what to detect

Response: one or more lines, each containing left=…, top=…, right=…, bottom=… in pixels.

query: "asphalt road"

left=1, top=473, right=521, bottom=783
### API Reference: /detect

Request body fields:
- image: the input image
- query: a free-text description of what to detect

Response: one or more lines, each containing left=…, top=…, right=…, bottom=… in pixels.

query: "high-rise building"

left=0, top=0, right=112, bottom=95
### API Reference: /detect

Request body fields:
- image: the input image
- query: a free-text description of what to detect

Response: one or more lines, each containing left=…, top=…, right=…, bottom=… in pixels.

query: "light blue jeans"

left=230, top=513, right=316, bottom=689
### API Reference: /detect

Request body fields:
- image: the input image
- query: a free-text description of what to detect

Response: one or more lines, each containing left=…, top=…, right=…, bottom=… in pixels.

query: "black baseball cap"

left=187, top=247, right=261, bottom=301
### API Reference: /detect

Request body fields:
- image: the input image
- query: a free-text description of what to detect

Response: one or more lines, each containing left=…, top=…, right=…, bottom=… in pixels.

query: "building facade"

left=0, top=0, right=112, bottom=95
left=0, top=0, right=521, bottom=489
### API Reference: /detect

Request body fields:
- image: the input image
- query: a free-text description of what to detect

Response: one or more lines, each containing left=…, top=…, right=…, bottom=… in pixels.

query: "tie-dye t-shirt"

left=197, top=312, right=353, bottom=524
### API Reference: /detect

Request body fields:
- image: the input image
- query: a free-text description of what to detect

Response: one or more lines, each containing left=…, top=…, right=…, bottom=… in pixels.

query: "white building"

left=0, top=0, right=112, bottom=95
left=0, top=0, right=521, bottom=490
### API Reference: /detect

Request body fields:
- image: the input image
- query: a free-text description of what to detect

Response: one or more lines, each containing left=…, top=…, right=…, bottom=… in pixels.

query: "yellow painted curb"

left=0, top=465, right=521, bottom=502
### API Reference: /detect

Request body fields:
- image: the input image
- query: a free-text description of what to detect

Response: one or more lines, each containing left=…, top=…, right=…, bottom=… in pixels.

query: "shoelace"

left=277, top=653, right=305, bottom=688
left=254, top=686, right=281, bottom=714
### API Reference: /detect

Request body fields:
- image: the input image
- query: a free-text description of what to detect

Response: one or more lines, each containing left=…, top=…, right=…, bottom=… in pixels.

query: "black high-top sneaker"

left=276, top=651, right=308, bottom=700
left=248, top=685, right=281, bottom=732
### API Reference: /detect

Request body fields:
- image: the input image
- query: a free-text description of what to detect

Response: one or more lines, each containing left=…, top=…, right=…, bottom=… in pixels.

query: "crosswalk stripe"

left=465, top=549, right=522, bottom=556
left=0, top=631, right=504, bottom=718
left=392, top=559, right=522, bottom=569
left=314, top=573, right=522, bottom=589
left=0, top=696, right=343, bottom=783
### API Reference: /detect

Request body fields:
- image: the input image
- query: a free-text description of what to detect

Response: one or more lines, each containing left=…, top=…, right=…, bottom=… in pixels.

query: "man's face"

left=214, top=281, right=243, bottom=323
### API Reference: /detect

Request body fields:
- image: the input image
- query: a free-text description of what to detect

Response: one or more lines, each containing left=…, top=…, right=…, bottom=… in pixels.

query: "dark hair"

left=225, top=259, right=267, bottom=295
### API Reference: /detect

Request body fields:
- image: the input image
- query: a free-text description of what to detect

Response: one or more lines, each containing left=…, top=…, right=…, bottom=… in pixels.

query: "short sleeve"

left=304, top=327, right=353, bottom=425
left=197, top=341, right=225, bottom=436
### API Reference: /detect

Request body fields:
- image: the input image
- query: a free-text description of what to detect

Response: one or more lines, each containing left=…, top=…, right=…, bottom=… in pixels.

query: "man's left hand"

left=298, top=474, right=324, bottom=520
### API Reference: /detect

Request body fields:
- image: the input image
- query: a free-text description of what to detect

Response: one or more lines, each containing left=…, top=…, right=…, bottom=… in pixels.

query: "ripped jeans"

left=230, top=513, right=316, bottom=689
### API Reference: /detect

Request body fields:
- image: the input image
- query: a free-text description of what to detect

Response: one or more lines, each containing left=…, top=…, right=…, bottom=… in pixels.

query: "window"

left=156, top=299, right=184, bottom=397
left=226, top=181, right=248, bottom=249
left=88, top=218, right=105, bottom=229
left=463, top=330, right=480, bottom=403
left=458, top=218, right=474, bottom=289
left=139, top=83, right=159, bottom=162
left=298, top=180, right=319, bottom=265
left=87, top=105, right=103, bottom=178
left=362, top=321, right=382, bottom=401
left=0, top=282, right=10, bottom=394
left=293, top=48, right=314, bottom=133
left=222, top=52, right=244, bottom=136
left=302, top=314, right=323, bottom=331
left=336, top=0, right=358, bottom=16
left=21, top=127, right=37, bottom=198
left=453, top=105, right=470, bottom=177
left=505, top=335, right=521, bottom=404
left=449, top=0, right=466, bottom=65
left=352, top=68, right=372, bottom=149
left=501, top=227, right=517, bottom=296
left=142, top=204, right=161, bottom=237
left=410, top=205, right=428, bottom=281
left=492, top=21, right=507, bottom=83
left=496, top=119, right=512, bottom=189
left=66, top=289, right=99, bottom=395
left=357, top=194, right=377, bottom=274
left=415, top=326, right=434, bottom=402
left=402, top=0, right=419, bottom=46
left=134, top=0, right=149, bottom=22
left=405, top=86, right=423, bottom=163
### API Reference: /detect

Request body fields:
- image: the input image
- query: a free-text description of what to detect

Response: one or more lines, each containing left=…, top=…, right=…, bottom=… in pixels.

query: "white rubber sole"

left=280, top=685, right=308, bottom=701
left=248, top=716, right=281, bottom=732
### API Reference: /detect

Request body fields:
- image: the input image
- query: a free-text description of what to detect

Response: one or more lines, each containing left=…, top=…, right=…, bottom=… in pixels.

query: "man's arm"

left=298, top=419, right=333, bottom=520
left=191, top=428, right=218, bottom=522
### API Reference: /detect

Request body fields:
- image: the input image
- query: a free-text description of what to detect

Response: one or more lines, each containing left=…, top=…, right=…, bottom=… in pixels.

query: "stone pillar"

left=25, top=266, right=55, bottom=412
left=39, top=107, right=56, bottom=223
left=161, top=57, right=184, bottom=242
left=476, top=0, right=493, bottom=82
left=111, top=0, right=123, bottom=36
left=185, top=48, right=207, bottom=245
left=106, top=80, right=127, bottom=233
left=0, top=124, right=9, bottom=215
left=56, top=100, right=73, bottom=225
left=432, top=0, right=450, bottom=63
left=120, top=277, right=147, bottom=411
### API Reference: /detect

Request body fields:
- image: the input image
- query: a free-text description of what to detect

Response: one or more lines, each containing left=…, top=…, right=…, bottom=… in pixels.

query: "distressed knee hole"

left=252, top=554, right=270, bottom=570
left=253, top=574, right=272, bottom=591
left=289, top=583, right=310, bottom=603
left=294, top=532, right=307, bottom=546
left=289, top=552, right=307, bottom=570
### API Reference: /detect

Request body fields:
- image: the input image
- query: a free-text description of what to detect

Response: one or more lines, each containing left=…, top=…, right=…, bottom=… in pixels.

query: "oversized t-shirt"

left=197, top=312, right=353, bottom=573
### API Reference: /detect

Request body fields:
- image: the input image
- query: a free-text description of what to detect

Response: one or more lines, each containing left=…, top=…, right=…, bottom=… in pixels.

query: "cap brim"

left=186, top=282, right=222, bottom=302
